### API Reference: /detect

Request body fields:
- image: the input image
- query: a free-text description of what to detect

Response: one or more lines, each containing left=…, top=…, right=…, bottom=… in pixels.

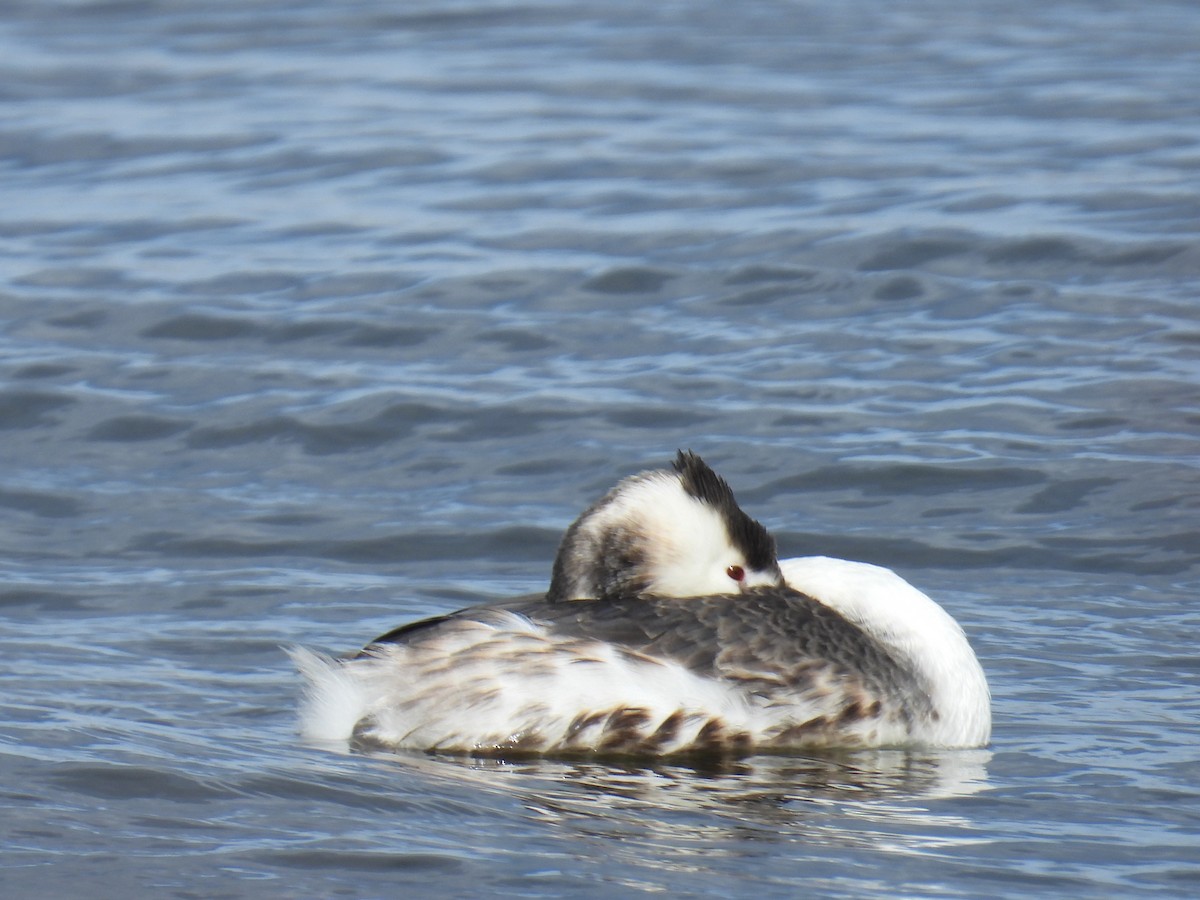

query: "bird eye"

left=726, top=564, right=745, bottom=582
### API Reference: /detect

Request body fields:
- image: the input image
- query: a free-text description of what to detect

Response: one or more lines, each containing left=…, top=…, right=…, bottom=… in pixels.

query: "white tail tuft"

left=285, top=645, right=370, bottom=743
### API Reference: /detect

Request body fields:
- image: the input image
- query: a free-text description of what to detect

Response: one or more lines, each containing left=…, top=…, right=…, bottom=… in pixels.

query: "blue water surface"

left=2, top=1, right=1198, bottom=897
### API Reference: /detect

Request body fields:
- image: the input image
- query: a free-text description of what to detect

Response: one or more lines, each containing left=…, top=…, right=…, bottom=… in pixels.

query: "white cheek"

left=632, top=486, right=744, bottom=597
left=651, top=562, right=739, bottom=597
left=741, top=568, right=780, bottom=589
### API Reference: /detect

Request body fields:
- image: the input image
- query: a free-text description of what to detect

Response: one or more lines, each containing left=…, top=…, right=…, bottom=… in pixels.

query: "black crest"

left=673, top=450, right=778, bottom=571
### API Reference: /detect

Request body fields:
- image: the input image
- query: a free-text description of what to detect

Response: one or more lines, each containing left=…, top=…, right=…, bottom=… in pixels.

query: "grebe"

left=290, top=452, right=990, bottom=756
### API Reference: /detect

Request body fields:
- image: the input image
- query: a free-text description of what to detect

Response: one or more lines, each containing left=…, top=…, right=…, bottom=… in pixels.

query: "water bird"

left=290, top=451, right=990, bottom=756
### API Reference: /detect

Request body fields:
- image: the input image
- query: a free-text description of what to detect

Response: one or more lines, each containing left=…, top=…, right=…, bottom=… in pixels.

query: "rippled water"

left=2, top=1, right=1199, bottom=897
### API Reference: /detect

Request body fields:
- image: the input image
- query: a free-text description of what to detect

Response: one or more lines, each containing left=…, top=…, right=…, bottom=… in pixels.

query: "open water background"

left=2, top=1, right=1199, bottom=897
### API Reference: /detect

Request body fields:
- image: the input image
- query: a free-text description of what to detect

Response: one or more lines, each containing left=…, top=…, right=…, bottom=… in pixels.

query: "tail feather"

left=285, top=645, right=369, bottom=743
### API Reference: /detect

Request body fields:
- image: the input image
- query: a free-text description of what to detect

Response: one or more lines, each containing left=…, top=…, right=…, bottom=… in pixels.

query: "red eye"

left=726, top=565, right=745, bottom=582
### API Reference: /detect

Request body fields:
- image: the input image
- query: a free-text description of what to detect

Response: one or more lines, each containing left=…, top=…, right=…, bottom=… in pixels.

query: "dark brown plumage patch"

left=839, top=700, right=865, bottom=723
left=647, top=710, right=683, bottom=748
left=693, top=717, right=726, bottom=751
left=566, top=710, right=608, bottom=740
left=685, top=717, right=753, bottom=755
left=599, top=707, right=653, bottom=751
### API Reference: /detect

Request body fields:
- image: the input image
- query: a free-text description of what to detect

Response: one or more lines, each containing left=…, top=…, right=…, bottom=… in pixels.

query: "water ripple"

left=2, top=0, right=1199, bottom=896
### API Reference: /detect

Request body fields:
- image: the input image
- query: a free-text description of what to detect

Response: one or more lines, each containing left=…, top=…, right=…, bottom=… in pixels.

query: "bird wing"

left=366, top=587, right=929, bottom=715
